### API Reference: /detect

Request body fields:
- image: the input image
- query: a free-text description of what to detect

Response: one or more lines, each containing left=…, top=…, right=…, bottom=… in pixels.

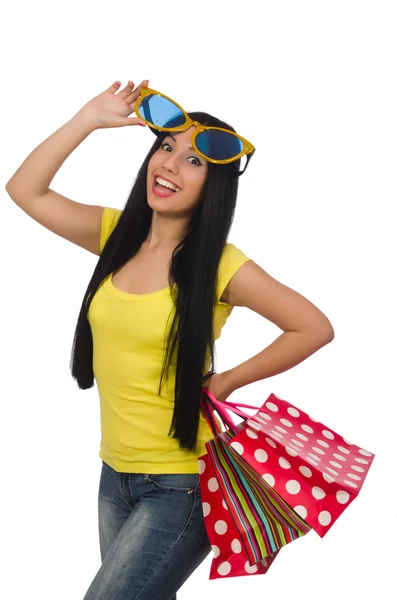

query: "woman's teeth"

left=155, top=176, right=180, bottom=192
left=156, top=181, right=176, bottom=192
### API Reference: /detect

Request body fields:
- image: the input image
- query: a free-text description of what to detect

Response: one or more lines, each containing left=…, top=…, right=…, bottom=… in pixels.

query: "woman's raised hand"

left=78, top=79, right=149, bottom=129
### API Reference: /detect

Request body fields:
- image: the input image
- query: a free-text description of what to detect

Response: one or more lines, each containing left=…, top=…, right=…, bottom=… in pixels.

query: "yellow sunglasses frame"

left=134, top=87, right=255, bottom=165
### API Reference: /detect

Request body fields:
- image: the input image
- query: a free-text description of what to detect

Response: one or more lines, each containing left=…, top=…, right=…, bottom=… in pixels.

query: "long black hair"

left=70, top=111, right=246, bottom=452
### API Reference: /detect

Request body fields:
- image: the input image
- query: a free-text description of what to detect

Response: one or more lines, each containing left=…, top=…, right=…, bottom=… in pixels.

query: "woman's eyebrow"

left=166, top=133, right=193, bottom=150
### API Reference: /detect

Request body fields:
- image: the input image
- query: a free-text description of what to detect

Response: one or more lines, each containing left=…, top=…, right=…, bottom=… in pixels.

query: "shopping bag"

left=202, top=389, right=375, bottom=538
left=198, top=391, right=311, bottom=579
left=205, top=432, right=312, bottom=562
left=199, top=450, right=280, bottom=579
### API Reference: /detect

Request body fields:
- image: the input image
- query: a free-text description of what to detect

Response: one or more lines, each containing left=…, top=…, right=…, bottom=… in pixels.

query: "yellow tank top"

left=87, top=207, right=251, bottom=473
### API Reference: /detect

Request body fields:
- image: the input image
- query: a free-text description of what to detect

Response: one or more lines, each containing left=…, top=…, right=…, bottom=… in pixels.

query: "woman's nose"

left=162, top=153, right=179, bottom=172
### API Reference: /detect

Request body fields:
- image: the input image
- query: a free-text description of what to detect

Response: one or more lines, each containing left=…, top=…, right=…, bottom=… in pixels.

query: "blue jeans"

left=82, top=461, right=212, bottom=600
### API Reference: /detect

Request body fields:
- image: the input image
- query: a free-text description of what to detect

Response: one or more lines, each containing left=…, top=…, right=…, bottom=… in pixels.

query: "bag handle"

left=202, top=388, right=260, bottom=420
left=200, top=390, right=234, bottom=434
left=200, top=393, right=223, bottom=436
left=201, top=388, right=262, bottom=437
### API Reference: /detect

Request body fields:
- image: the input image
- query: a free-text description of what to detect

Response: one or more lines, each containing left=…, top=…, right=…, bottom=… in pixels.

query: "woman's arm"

left=220, top=259, right=334, bottom=395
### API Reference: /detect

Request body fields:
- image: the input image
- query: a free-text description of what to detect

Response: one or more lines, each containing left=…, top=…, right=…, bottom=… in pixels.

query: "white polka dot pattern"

left=215, top=520, right=228, bottom=535
left=302, top=424, right=314, bottom=434
left=299, top=466, right=312, bottom=477
left=265, top=437, right=277, bottom=449
left=246, top=428, right=258, bottom=439
left=232, top=539, right=242, bottom=553
left=262, top=473, right=275, bottom=487
left=279, top=457, right=291, bottom=469
left=216, top=392, right=375, bottom=539
left=286, top=480, right=301, bottom=494
left=293, top=505, right=308, bottom=519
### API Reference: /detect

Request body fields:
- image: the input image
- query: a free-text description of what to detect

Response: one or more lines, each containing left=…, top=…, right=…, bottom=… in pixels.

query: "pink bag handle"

left=202, top=388, right=259, bottom=417
left=201, top=388, right=260, bottom=433
left=201, top=389, right=236, bottom=432
left=216, top=398, right=263, bottom=412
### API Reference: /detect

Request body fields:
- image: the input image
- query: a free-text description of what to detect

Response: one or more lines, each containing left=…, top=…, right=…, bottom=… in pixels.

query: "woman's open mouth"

left=152, top=176, right=181, bottom=198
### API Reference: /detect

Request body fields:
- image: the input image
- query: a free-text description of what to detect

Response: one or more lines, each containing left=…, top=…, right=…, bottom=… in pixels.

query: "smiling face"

left=146, top=127, right=209, bottom=216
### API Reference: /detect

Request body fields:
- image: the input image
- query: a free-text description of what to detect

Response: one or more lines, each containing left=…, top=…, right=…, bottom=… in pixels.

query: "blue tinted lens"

left=137, top=94, right=186, bottom=128
left=195, top=130, right=244, bottom=160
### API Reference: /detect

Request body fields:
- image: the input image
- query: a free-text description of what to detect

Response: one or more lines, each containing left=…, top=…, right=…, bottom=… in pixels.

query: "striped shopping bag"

left=200, top=390, right=311, bottom=569
left=199, top=450, right=279, bottom=579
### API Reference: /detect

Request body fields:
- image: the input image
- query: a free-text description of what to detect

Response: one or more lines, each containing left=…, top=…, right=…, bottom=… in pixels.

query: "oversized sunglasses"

left=135, top=87, right=255, bottom=176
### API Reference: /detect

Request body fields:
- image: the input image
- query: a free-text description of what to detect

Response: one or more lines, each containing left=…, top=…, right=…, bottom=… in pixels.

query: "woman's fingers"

left=113, top=79, right=149, bottom=105
left=126, top=79, right=149, bottom=104
left=117, top=80, right=135, bottom=97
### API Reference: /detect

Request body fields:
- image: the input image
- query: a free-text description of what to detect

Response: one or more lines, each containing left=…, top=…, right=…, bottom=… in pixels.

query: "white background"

left=1, top=1, right=396, bottom=598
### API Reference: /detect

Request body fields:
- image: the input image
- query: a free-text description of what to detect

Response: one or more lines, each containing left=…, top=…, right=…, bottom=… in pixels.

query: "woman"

left=6, top=79, right=334, bottom=599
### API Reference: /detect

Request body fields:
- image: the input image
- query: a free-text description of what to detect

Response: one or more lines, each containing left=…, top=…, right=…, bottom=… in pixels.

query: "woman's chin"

left=147, top=193, right=172, bottom=210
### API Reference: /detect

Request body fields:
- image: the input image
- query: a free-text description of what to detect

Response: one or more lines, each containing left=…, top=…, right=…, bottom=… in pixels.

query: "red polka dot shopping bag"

left=199, top=391, right=313, bottom=579
left=198, top=451, right=281, bottom=579
left=201, top=389, right=375, bottom=543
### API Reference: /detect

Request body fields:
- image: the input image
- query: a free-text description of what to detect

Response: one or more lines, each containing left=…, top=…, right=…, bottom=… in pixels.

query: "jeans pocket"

left=147, top=473, right=199, bottom=493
